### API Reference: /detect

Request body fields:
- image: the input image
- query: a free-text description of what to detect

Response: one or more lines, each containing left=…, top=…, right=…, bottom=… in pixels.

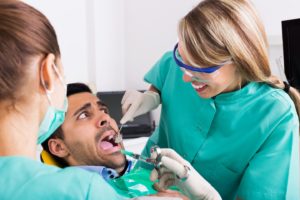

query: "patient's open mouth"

left=98, top=130, right=121, bottom=153
left=100, top=134, right=118, bottom=150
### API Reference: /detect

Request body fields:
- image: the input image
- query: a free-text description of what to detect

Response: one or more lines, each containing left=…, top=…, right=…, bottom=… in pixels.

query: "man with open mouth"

left=41, top=83, right=188, bottom=199
left=41, top=83, right=127, bottom=177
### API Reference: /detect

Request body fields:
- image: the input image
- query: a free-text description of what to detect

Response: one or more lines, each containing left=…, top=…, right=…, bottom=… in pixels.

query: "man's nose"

left=96, top=113, right=110, bottom=128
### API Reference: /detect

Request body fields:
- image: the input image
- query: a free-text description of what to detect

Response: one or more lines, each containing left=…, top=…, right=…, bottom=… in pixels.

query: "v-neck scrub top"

left=0, top=156, right=125, bottom=200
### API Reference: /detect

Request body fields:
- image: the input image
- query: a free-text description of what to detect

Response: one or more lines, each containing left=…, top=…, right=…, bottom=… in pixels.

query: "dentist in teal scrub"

left=0, top=1, right=123, bottom=199
left=121, top=0, right=300, bottom=199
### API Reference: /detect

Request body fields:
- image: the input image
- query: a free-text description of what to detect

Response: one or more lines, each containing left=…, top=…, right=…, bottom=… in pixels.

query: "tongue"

left=100, top=141, right=114, bottom=150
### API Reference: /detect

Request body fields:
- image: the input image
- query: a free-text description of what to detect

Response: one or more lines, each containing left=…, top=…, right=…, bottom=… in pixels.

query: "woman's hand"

left=120, top=90, right=160, bottom=124
left=150, top=148, right=222, bottom=200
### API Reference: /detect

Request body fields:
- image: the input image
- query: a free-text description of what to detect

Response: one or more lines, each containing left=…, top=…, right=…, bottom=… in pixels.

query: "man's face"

left=61, top=92, right=125, bottom=170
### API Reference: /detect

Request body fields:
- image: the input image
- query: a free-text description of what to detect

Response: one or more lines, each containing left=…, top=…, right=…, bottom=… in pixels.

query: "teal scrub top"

left=140, top=52, right=300, bottom=199
left=0, top=156, right=125, bottom=200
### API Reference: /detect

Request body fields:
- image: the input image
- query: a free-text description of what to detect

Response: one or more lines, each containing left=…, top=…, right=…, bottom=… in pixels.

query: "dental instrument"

left=121, top=150, right=157, bottom=166
left=114, top=124, right=124, bottom=143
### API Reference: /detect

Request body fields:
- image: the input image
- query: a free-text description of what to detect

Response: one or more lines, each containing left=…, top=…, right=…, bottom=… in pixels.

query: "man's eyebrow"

left=97, top=100, right=108, bottom=108
left=73, top=103, right=91, bottom=117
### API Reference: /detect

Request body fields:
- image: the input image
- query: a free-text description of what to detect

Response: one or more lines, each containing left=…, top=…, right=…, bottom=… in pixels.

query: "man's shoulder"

left=0, top=157, right=113, bottom=199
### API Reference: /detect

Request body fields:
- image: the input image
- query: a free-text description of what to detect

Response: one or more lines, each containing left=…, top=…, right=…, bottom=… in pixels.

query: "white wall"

left=123, top=0, right=199, bottom=90
left=253, top=0, right=300, bottom=38
left=93, top=0, right=125, bottom=91
left=25, top=0, right=90, bottom=84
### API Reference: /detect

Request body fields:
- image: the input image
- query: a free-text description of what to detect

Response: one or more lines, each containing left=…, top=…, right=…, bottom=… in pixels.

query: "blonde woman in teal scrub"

left=121, top=0, right=300, bottom=199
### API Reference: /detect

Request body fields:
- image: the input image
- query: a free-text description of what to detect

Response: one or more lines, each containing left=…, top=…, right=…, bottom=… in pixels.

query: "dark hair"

left=67, top=82, right=93, bottom=96
left=41, top=83, right=93, bottom=166
left=0, top=0, right=60, bottom=102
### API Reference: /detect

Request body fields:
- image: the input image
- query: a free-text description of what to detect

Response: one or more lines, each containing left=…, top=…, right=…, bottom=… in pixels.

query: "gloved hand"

left=120, top=90, right=160, bottom=124
left=150, top=148, right=222, bottom=200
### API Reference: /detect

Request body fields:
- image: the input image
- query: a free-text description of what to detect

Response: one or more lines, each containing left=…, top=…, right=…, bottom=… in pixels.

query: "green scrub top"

left=0, top=156, right=125, bottom=200
left=140, top=52, right=300, bottom=199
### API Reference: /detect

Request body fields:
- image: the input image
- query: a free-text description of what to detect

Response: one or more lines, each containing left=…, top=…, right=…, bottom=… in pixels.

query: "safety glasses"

left=173, top=43, right=225, bottom=73
left=180, top=67, right=213, bottom=83
left=173, top=43, right=232, bottom=82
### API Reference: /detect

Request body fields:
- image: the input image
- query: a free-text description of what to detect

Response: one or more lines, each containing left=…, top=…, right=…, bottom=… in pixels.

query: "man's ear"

left=48, top=138, right=70, bottom=158
left=40, top=53, right=56, bottom=92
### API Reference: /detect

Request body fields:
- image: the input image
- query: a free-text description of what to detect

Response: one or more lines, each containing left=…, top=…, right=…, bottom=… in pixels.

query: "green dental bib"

left=108, top=167, right=181, bottom=198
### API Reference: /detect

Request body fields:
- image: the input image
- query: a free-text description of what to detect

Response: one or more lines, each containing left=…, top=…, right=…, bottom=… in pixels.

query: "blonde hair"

left=178, top=0, right=300, bottom=117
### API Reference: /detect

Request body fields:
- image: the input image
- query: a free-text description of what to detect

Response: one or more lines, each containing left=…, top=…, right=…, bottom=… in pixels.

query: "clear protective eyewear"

left=173, top=43, right=231, bottom=82
left=180, top=67, right=215, bottom=83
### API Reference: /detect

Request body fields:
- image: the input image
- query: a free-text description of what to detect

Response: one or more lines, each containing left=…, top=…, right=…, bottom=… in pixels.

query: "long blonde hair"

left=178, top=0, right=300, bottom=117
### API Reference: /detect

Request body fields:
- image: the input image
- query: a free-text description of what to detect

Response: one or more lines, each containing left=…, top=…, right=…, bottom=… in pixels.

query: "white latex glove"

left=120, top=90, right=160, bottom=124
left=150, top=148, right=222, bottom=200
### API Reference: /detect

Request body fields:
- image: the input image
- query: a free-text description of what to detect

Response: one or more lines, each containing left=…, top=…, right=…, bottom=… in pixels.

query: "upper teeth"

left=192, top=83, right=206, bottom=89
left=108, top=135, right=113, bottom=140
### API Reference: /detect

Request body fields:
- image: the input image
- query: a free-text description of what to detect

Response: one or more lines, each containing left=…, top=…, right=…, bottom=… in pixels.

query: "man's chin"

left=98, top=145, right=122, bottom=155
left=105, top=154, right=126, bottom=167
left=108, top=159, right=127, bottom=173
